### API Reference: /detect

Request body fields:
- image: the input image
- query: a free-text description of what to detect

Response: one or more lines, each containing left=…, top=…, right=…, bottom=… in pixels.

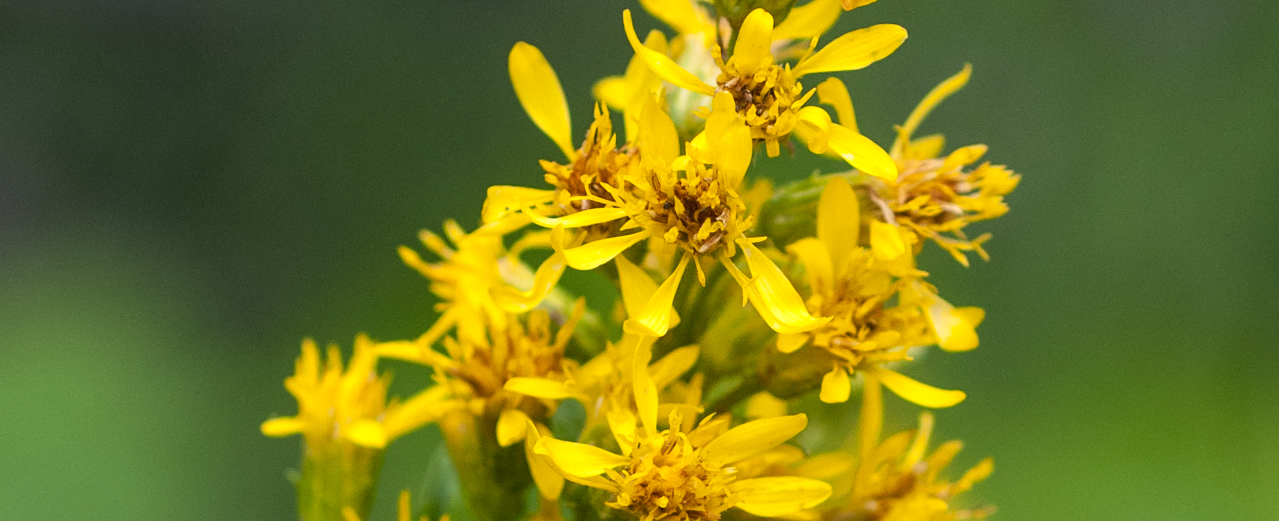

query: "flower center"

left=609, top=432, right=735, bottom=521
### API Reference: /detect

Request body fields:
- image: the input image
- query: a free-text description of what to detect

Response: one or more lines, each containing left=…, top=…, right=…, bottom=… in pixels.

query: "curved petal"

left=793, top=24, right=907, bottom=77
left=939, top=143, right=988, bottom=172
left=260, top=417, right=305, bottom=437
left=534, top=437, right=629, bottom=478
left=623, top=252, right=690, bottom=337
left=383, top=385, right=459, bottom=439
left=728, top=8, right=775, bottom=77
left=702, top=414, right=808, bottom=464
left=826, top=121, right=898, bottom=181
left=785, top=238, right=831, bottom=297
left=867, top=366, right=966, bottom=408
left=524, top=421, right=565, bottom=499
left=483, top=185, right=555, bottom=223
left=731, top=476, right=833, bottom=517
left=509, top=42, right=574, bottom=159
left=616, top=255, right=682, bottom=329
left=816, top=77, right=856, bottom=131
left=505, top=377, right=577, bottom=400
left=895, top=63, right=972, bottom=155
left=816, top=177, right=860, bottom=278
left=492, top=253, right=566, bottom=313
left=561, top=231, right=651, bottom=270
left=631, top=334, right=659, bottom=436
left=525, top=207, right=629, bottom=229
left=496, top=408, right=531, bottom=447
left=640, top=0, right=711, bottom=35
left=772, top=0, right=841, bottom=41
left=345, top=419, right=388, bottom=449
left=820, top=367, right=851, bottom=403
left=624, top=10, right=715, bottom=96
left=648, top=345, right=700, bottom=388
left=739, top=241, right=830, bottom=334
left=869, top=221, right=906, bottom=260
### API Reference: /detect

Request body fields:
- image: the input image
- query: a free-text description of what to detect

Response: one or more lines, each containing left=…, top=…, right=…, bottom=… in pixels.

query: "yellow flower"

left=781, top=178, right=977, bottom=409
left=623, top=8, right=904, bottom=179
left=872, top=65, right=1022, bottom=266
left=532, top=339, right=832, bottom=521
left=837, top=412, right=995, bottom=521
left=261, top=335, right=448, bottom=450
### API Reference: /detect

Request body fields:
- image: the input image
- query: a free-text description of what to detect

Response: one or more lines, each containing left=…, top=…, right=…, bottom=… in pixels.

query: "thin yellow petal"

left=869, top=221, right=906, bottom=260
left=534, top=437, right=630, bottom=478
left=731, top=476, right=833, bottom=517
left=382, top=385, right=458, bottom=440
left=616, top=255, right=682, bottom=329
left=820, top=367, right=851, bottom=403
left=345, top=419, right=387, bottom=449
left=497, top=408, right=531, bottom=447
left=740, top=241, right=830, bottom=334
left=825, top=121, right=897, bottom=180
left=483, top=185, right=555, bottom=223
left=524, top=421, right=566, bottom=499
left=342, top=507, right=361, bottom=521
left=939, top=143, right=988, bottom=173
left=397, top=491, right=411, bottom=521
left=561, top=231, right=651, bottom=270
left=638, top=95, right=682, bottom=172
left=624, top=10, right=715, bottom=96
left=772, top=0, right=841, bottom=41
left=623, top=252, right=690, bottom=337
left=509, top=42, right=574, bottom=159
left=902, top=411, right=935, bottom=470
left=701, top=413, right=808, bottom=464
left=260, top=417, right=305, bottom=437
left=632, top=334, right=659, bottom=436
left=859, top=371, right=882, bottom=460
left=816, top=177, right=860, bottom=278
left=729, top=9, right=775, bottom=77
left=593, top=76, right=630, bottom=110
left=792, top=24, right=907, bottom=77
left=648, top=345, right=700, bottom=388
left=525, top=207, right=629, bottom=229
left=606, top=407, right=638, bottom=455
left=894, top=63, right=972, bottom=156
left=504, top=377, right=578, bottom=400
left=816, top=77, right=856, bottom=132
left=492, top=253, right=566, bottom=313
left=867, top=366, right=966, bottom=408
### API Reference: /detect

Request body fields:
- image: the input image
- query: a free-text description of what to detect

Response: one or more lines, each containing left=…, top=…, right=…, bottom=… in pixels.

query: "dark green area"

left=1, top=0, right=1275, bottom=519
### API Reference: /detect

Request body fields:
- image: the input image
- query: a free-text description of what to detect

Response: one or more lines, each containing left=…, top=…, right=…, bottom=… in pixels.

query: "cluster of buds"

left=263, top=1, right=1020, bottom=521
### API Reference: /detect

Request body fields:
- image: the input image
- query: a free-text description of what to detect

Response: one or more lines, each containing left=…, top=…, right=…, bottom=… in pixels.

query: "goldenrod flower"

left=533, top=339, right=832, bottom=521
left=836, top=412, right=994, bottom=521
left=261, top=335, right=449, bottom=450
left=780, top=178, right=978, bottom=408
left=623, top=8, right=904, bottom=179
left=870, top=65, right=1022, bottom=266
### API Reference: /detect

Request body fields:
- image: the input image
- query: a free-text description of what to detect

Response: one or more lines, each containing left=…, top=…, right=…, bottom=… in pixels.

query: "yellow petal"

left=492, top=253, right=566, bottom=313
left=592, top=76, right=630, bottom=110
left=496, top=408, right=531, bottom=447
left=816, top=177, right=860, bottom=278
left=869, top=221, right=906, bottom=260
left=606, top=407, right=639, bottom=456
left=342, top=507, right=361, bottom=521
left=894, top=63, right=972, bottom=156
left=561, top=231, right=650, bottom=270
left=786, top=238, right=832, bottom=298
left=729, top=9, right=775, bottom=77
left=534, top=437, right=630, bottom=478
left=504, top=377, right=577, bottom=400
left=525, top=207, right=629, bottom=229
left=639, top=0, right=710, bottom=35
left=867, top=366, right=966, bottom=408
left=260, top=417, right=305, bottom=437
left=731, top=476, right=833, bottom=517
left=631, top=334, right=659, bottom=436
left=776, top=332, right=810, bottom=354
left=792, top=24, right=907, bottom=77
left=624, top=10, right=715, bottom=96
left=616, top=255, right=682, bottom=329
left=902, top=411, right=935, bottom=470
left=772, top=0, right=841, bottom=41
left=638, top=96, right=682, bottom=173
left=382, top=385, right=458, bottom=440
left=816, top=77, right=857, bottom=132
left=905, top=133, right=947, bottom=160
left=819, top=367, right=851, bottom=403
left=623, top=252, right=690, bottom=337
left=524, top=421, right=566, bottom=499
left=483, top=185, right=555, bottom=223
left=939, top=143, right=988, bottom=173
left=745, top=392, right=788, bottom=419
left=701, top=413, right=808, bottom=464
left=825, top=121, right=897, bottom=180
left=396, top=491, right=410, bottom=521
left=509, top=42, right=574, bottom=159
left=739, top=241, right=830, bottom=334
left=648, top=345, right=700, bottom=388
left=345, top=419, right=388, bottom=449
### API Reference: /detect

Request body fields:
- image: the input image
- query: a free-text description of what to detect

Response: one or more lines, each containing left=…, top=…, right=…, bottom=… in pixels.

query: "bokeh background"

left=2, top=0, right=1276, bottom=519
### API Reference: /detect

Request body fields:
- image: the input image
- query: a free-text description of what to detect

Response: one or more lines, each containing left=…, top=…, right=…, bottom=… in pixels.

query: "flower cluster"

left=263, top=2, right=1019, bottom=521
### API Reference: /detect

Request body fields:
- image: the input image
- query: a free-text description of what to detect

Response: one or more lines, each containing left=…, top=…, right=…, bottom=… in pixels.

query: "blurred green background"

left=2, top=0, right=1276, bottom=519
